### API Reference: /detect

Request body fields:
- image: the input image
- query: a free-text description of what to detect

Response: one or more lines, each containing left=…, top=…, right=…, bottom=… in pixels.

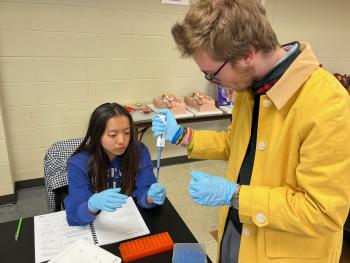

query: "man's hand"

left=151, top=109, right=182, bottom=143
left=189, top=170, right=238, bottom=206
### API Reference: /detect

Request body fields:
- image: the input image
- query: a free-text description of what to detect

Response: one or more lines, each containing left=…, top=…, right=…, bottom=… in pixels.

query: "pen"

left=15, top=217, right=23, bottom=241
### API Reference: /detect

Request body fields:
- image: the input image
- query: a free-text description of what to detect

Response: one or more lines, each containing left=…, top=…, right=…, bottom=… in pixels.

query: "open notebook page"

left=93, top=197, right=150, bottom=246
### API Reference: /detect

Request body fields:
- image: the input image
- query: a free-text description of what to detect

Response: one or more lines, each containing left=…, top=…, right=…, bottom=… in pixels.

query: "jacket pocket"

left=265, top=230, right=329, bottom=259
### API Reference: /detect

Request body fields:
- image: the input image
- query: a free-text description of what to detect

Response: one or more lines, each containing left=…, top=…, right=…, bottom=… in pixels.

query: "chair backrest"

left=52, top=185, right=69, bottom=212
left=44, top=138, right=83, bottom=212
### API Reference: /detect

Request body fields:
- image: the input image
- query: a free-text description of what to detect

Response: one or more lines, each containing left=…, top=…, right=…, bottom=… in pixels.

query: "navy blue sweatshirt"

left=64, top=142, right=157, bottom=226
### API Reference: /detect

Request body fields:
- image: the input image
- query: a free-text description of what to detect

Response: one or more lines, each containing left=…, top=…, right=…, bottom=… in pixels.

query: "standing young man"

left=152, top=0, right=350, bottom=262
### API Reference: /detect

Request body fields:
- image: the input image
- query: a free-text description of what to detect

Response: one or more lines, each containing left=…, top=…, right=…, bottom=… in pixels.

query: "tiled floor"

left=159, top=160, right=226, bottom=262
left=1, top=160, right=349, bottom=263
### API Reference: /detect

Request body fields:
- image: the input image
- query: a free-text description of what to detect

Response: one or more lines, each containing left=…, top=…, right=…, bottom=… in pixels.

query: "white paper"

left=49, top=239, right=120, bottom=263
left=185, top=105, right=223, bottom=116
left=162, top=0, right=189, bottom=5
left=130, top=110, right=156, bottom=122
left=34, top=211, right=94, bottom=263
left=147, top=104, right=194, bottom=118
left=34, top=198, right=149, bottom=263
left=219, top=105, right=233, bottom=114
left=93, top=197, right=150, bottom=246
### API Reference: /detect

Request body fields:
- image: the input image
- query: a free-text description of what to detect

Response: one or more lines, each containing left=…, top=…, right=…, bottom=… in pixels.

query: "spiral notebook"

left=34, top=197, right=150, bottom=263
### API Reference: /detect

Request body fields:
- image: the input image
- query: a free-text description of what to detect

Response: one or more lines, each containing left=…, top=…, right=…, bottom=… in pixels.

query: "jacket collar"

left=266, top=42, right=320, bottom=110
left=250, top=41, right=300, bottom=95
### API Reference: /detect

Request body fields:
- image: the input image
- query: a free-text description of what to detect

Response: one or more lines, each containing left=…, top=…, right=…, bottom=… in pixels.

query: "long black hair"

left=73, top=103, right=139, bottom=194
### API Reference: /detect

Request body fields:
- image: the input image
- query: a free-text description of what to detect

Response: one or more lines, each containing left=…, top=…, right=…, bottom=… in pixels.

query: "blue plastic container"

left=172, top=243, right=207, bottom=263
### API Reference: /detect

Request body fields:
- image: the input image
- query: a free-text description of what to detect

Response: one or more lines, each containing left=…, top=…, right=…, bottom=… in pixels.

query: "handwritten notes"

left=34, top=198, right=149, bottom=263
left=34, top=211, right=93, bottom=263
left=93, top=197, right=150, bottom=246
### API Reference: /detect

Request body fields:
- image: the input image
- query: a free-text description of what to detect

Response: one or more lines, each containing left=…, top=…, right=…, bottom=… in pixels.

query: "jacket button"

left=243, top=228, right=250, bottom=237
left=256, top=213, right=266, bottom=224
left=263, top=99, right=272, bottom=108
left=257, top=142, right=266, bottom=151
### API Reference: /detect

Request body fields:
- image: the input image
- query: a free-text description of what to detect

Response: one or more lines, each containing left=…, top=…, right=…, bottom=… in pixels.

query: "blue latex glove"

left=151, top=109, right=182, bottom=143
left=189, top=170, right=238, bottom=206
left=88, top=188, right=128, bottom=212
left=147, top=183, right=166, bottom=205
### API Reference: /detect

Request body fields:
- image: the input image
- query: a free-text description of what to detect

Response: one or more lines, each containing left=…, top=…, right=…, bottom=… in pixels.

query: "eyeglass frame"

left=202, top=60, right=228, bottom=84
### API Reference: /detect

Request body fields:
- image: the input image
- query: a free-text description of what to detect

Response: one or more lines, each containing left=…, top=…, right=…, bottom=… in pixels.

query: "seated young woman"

left=64, top=102, right=166, bottom=226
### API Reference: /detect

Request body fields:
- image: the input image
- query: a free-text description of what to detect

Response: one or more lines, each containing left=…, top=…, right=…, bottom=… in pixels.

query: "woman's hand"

left=88, top=188, right=128, bottom=212
left=147, top=183, right=166, bottom=205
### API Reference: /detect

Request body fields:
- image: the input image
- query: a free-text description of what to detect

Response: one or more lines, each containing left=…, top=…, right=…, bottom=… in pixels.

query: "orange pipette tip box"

left=119, top=232, right=174, bottom=262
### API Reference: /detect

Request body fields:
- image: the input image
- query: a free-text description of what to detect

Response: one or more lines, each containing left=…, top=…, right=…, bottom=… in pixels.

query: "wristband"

left=176, top=127, right=187, bottom=145
left=171, top=127, right=184, bottom=144
left=231, top=185, right=240, bottom=209
left=180, top=127, right=193, bottom=148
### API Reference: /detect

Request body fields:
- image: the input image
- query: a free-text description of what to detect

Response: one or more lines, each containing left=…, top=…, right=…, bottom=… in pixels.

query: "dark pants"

left=220, top=220, right=241, bottom=263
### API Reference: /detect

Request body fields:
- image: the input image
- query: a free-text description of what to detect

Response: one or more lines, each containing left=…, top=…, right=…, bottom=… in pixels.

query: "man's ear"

left=242, top=49, right=256, bottom=65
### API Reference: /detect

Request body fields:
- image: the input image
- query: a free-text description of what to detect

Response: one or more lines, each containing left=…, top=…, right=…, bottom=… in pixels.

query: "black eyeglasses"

left=203, top=60, right=228, bottom=84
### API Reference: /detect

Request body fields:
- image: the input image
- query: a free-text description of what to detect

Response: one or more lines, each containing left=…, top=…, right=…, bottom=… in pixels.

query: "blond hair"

left=171, top=0, right=279, bottom=62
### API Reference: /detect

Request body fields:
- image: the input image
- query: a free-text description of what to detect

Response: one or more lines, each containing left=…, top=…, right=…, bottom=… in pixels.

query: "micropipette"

left=156, top=114, right=166, bottom=181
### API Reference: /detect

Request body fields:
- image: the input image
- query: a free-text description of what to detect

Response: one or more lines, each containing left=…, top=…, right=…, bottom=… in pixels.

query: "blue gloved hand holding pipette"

left=151, top=112, right=170, bottom=204
left=152, top=109, right=183, bottom=143
left=155, top=113, right=167, bottom=181
left=147, top=183, right=166, bottom=205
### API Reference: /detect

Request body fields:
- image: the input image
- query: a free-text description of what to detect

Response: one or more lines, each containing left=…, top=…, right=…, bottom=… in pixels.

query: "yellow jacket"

left=189, top=43, right=350, bottom=263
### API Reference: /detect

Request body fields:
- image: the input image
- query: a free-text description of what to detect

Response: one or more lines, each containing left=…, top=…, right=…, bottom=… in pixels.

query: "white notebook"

left=34, top=197, right=150, bottom=263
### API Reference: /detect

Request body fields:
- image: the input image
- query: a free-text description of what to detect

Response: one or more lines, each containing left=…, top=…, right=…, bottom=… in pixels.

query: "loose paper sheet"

left=48, top=239, right=120, bottom=263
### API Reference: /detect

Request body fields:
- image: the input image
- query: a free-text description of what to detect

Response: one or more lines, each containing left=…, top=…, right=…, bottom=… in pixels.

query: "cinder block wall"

left=0, top=0, right=223, bottom=195
left=0, top=0, right=349, bottom=196
left=0, top=89, right=13, bottom=196
left=266, top=0, right=350, bottom=72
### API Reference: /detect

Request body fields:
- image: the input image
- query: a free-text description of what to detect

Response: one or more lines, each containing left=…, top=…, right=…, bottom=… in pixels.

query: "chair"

left=44, top=138, right=83, bottom=212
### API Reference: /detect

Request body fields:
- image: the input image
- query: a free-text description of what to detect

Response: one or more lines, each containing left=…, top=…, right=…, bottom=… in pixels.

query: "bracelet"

left=186, top=129, right=195, bottom=150
left=231, top=185, right=240, bottom=209
left=171, top=127, right=184, bottom=144
left=188, top=128, right=193, bottom=145
left=179, top=127, right=193, bottom=148
left=176, top=127, right=187, bottom=145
